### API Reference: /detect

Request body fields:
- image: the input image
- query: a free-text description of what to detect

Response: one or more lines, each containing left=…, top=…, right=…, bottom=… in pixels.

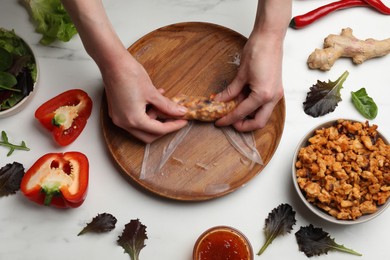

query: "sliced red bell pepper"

left=20, top=152, right=89, bottom=208
left=35, top=89, right=93, bottom=146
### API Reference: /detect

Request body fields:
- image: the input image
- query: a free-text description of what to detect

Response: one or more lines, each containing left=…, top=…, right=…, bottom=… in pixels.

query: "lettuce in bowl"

left=0, top=28, right=37, bottom=115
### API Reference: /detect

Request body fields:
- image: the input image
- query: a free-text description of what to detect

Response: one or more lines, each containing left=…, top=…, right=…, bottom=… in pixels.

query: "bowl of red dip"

left=193, top=226, right=253, bottom=260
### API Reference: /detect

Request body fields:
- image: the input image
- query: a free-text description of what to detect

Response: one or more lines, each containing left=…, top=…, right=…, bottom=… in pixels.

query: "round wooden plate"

left=101, top=22, right=285, bottom=201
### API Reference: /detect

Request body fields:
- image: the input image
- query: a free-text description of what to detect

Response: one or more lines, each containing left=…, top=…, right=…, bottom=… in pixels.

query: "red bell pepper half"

left=35, top=89, right=93, bottom=146
left=21, top=152, right=89, bottom=208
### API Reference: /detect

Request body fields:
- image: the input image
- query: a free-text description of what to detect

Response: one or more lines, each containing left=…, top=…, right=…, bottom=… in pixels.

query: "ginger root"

left=307, top=28, right=390, bottom=71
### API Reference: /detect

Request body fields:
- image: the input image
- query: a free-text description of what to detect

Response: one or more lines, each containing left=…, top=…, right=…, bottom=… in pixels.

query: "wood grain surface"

left=100, top=22, right=285, bottom=201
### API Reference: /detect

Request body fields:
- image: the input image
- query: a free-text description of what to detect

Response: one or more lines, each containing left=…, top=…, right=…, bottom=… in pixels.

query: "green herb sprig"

left=0, top=131, right=30, bottom=156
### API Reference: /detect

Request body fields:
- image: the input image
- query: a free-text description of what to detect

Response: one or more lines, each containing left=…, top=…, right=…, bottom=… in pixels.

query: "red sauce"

left=194, top=227, right=253, bottom=260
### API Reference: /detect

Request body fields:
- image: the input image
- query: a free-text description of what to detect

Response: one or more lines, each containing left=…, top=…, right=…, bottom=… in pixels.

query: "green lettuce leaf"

left=0, top=29, right=37, bottom=111
left=24, top=0, right=77, bottom=45
left=303, top=71, right=349, bottom=117
left=0, top=28, right=30, bottom=56
left=0, top=29, right=37, bottom=81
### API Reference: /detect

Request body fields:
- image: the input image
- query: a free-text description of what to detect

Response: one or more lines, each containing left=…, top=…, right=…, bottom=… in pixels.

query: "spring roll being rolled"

left=171, top=94, right=237, bottom=122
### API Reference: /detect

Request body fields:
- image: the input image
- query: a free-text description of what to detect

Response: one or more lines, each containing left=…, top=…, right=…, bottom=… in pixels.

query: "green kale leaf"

left=78, top=213, right=117, bottom=236
left=23, top=0, right=78, bottom=45
left=351, top=87, right=378, bottom=119
left=117, top=219, right=148, bottom=260
left=257, top=203, right=296, bottom=255
left=295, top=224, right=362, bottom=257
left=0, top=162, right=25, bottom=197
left=303, top=71, right=349, bottom=117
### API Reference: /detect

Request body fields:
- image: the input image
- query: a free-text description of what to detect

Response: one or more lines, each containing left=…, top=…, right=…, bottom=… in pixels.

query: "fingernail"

left=178, top=106, right=187, bottom=114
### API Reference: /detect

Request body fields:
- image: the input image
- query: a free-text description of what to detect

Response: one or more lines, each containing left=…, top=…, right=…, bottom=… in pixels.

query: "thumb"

left=214, top=76, right=245, bottom=102
left=151, top=93, right=187, bottom=117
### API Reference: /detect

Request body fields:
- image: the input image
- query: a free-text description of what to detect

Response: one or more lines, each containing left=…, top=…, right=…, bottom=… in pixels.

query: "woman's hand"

left=103, top=54, right=188, bottom=143
left=214, top=32, right=284, bottom=131
left=61, top=0, right=188, bottom=143
left=214, top=0, right=291, bottom=132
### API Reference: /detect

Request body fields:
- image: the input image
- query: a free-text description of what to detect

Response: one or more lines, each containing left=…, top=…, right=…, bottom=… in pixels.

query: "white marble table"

left=1, top=0, right=390, bottom=259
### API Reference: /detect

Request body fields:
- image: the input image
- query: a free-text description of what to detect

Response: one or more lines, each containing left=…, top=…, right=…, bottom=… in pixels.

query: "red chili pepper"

left=363, top=0, right=390, bottom=14
left=35, top=89, right=93, bottom=146
left=21, top=152, right=89, bottom=208
left=290, top=0, right=369, bottom=29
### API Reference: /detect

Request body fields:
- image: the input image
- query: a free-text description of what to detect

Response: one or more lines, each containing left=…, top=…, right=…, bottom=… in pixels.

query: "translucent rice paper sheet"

left=139, top=122, right=263, bottom=189
left=221, top=126, right=263, bottom=166
left=140, top=122, right=193, bottom=180
left=158, top=121, right=194, bottom=171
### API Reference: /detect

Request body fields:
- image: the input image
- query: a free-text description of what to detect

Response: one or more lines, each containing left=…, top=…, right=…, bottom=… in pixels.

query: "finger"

left=215, top=95, right=259, bottom=127
left=214, top=76, right=245, bottom=102
left=149, top=92, right=187, bottom=117
left=126, top=117, right=188, bottom=143
left=127, top=127, right=162, bottom=144
left=146, top=106, right=158, bottom=119
left=232, top=101, right=275, bottom=132
left=157, top=88, right=165, bottom=94
left=135, top=115, right=188, bottom=136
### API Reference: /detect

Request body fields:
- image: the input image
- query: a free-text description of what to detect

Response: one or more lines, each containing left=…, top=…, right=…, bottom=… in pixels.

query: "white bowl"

left=292, top=119, right=390, bottom=225
left=0, top=31, right=38, bottom=118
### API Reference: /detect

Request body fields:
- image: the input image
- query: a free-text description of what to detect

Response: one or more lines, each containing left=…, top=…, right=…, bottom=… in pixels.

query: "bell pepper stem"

left=44, top=193, right=55, bottom=206
left=42, top=185, right=60, bottom=206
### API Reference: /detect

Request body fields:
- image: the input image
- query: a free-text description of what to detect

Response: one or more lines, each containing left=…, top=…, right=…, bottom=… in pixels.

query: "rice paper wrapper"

left=140, top=122, right=263, bottom=193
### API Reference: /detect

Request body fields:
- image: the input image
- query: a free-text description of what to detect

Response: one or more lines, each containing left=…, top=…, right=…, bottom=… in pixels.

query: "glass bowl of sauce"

left=193, top=226, right=253, bottom=260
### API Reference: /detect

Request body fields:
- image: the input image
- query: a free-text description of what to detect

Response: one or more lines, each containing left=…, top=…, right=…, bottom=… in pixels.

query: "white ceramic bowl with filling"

left=0, top=30, right=39, bottom=118
left=292, top=119, right=390, bottom=225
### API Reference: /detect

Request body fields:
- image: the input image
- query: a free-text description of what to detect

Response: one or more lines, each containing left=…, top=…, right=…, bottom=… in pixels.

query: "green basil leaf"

left=351, top=88, right=378, bottom=119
